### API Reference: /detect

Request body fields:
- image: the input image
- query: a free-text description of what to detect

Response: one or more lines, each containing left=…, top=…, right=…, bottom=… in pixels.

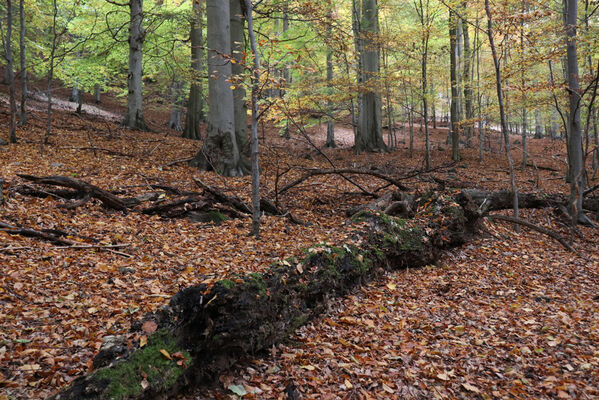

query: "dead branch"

left=584, top=183, right=599, bottom=197
left=0, top=221, right=74, bottom=245
left=488, top=214, right=576, bottom=253
left=193, top=177, right=252, bottom=214
left=17, top=174, right=127, bottom=211
left=278, top=168, right=410, bottom=195
left=160, top=156, right=195, bottom=169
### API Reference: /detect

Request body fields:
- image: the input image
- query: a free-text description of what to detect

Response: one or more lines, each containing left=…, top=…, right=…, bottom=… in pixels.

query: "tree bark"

left=122, top=0, right=148, bottom=130
left=449, top=10, right=460, bottom=161
left=182, top=0, right=204, bottom=140
left=168, top=79, right=184, bottom=131
left=18, top=0, right=26, bottom=126
left=462, top=7, right=474, bottom=146
left=564, top=0, right=585, bottom=224
left=191, top=0, right=248, bottom=176
left=230, top=0, right=250, bottom=162
left=356, top=0, right=387, bottom=153
left=3, top=0, right=17, bottom=144
left=325, top=4, right=336, bottom=149
left=245, top=0, right=261, bottom=237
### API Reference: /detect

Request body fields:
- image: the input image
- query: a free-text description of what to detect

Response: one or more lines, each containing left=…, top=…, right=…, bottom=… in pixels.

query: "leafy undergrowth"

left=0, top=103, right=597, bottom=399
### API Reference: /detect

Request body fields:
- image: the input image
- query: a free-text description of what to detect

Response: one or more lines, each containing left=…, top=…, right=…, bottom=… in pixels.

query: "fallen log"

left=17, top=174, right=127, bottom=211
left=50, top=191, right=482, bottom=399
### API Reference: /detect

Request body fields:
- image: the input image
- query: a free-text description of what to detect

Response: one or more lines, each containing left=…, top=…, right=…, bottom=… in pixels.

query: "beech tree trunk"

left=564, top=0, right=585, bottom=224
left=183, top=0, right=204, bottom=140
left=449, top=10, right=460, bottom=161
left=191, top=0, right=249, bottom=176
left=230, top=0, right=250, bottom=161
left=356, top=0, right=387, bottom=153
left=18, top=0, right=26, bottom=126
left=168, top=79, right=184, bottom=131
left=3, top=0, right=17, bottom=144
left=462, top=10, right=474, bottom=146
left=122, top=0, right=148, bottom=130
left=325, top=4, right=336, bottom=149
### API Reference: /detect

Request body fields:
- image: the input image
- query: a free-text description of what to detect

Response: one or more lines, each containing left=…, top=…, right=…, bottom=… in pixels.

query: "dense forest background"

left=1, top=0, right=599, bottom=399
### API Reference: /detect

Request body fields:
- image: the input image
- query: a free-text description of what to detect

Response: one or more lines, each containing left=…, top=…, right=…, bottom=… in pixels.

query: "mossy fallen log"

left=50, top=192, right=482, bottom=400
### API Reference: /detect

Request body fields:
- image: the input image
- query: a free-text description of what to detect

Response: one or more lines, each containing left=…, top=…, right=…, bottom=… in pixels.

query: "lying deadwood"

left=0, top=221, right=131, bottom=256
left=346, top=191, right=415, bottom=218
left=260, top=198, right=306, bottom=225
left=13, top=184, right=80, bottom=200
left=488, top=214, right=576, bottom=252
left=278, top=168, right=410, bottom=195
left=141, top=197, right=206, bottom=216
left=50, top=192, right=483, bottom=400
left=454, top=189, right=599, bottom=213
left=0, top=221, right=74, bottom=246
left=17, top=174, right=127, bottom=211
left=193, top=177, right=252, bottom=214
left=584, top=183, right=599, bottom=197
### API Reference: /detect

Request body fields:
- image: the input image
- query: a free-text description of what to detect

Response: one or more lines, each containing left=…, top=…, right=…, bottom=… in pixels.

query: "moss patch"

left=94, top=329, right=189, bottom=399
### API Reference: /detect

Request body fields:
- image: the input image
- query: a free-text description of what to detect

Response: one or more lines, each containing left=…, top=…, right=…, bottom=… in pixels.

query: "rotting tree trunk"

left=191, top=0, right=249, bottom=176
left=183, top=0, right=205, bottom=140
left=50, top=192, right=483, bottom=400
left=122, top=0, right=148, bottom=130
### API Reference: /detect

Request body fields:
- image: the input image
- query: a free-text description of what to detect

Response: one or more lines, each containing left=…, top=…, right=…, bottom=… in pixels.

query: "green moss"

left=245, top=273, right=267, bottom=295
left=206, top=210, right=228, bottom=223
left=218, top=279, right=236, bottom=289
left=94, top=329, right=190, bottom=399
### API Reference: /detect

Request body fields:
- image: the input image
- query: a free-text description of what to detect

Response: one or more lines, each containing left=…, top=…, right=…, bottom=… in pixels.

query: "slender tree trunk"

left=351, top=0, right=362, bottom=148
left=520, top=5, right=527, bottom=167
left=564, top=0, right=586, bottom=224
left=3, top=0, right=17, bottom=144
left=462, top=7, right=473, bottom=146
left=169, top=79, right=184, bottom=131
left=18, top=0, right=26, bottom=126
left=485, top=0, right=519, bottom=229
left=94, top=84, right=101, bottom=103
left=122, top=0, right=148, bottom=130
left=183, top=0, right=204, bottom=140
left=475, top=16, right=484, bottom=161
left=230, top=0, right=250, bottom=165
left=44, top=0, right=58, bottom=145
left=535, top=109, right=543, bottom=138
left=191, top=0, right=248, bottom=176
left=325, top=4, right=336, bottom=148
left=449, top=10, right=460, bottom=161
left=422, top=40, right=430, bottom=171
left=357, top=0, right=387, bottom=153
left=244, top=0, right=261, bottom=237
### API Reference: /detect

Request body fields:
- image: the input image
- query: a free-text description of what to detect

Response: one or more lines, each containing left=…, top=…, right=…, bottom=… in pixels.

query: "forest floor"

left=0, top=92, right=598, bottom=399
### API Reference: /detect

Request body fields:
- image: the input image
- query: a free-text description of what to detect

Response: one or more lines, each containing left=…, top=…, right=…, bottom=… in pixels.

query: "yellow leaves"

left=462, top=382, right=480, bottom=393
left=159, top=349, right=172, bottom=360
left=300, top=365, right=315, bottom=371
